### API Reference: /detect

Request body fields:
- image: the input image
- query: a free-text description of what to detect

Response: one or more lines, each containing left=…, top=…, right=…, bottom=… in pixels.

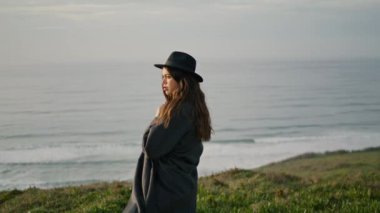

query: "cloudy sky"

left=1, top=0, right=379, bottom=67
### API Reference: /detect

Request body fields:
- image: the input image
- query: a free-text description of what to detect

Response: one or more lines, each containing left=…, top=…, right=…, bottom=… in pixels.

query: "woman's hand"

left=155, top=107, right=160, bottom=117
left=155, top=105, right=164, bottom=117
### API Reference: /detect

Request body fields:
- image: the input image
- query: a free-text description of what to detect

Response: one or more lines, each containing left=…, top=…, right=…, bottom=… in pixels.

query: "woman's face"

left=161, top=67, right=179, bottom=97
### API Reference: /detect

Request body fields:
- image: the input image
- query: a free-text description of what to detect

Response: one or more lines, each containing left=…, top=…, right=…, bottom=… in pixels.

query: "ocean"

left=1, top=58, right=379, bottom=190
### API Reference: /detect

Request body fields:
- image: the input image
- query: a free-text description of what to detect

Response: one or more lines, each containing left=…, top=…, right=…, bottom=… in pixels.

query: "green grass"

left=197, top=147, right=380, bottom=212
left=1, top=147, right=379, bottom=212
left=0, top=182, right=131, bottom=213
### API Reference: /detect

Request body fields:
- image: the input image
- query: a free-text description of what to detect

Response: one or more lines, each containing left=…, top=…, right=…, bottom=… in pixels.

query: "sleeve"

left=143, top=106, right=192, bottom=159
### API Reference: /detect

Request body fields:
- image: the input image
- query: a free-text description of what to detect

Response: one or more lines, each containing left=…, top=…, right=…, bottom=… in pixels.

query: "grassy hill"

left=1, top=147, right=379, bottom=212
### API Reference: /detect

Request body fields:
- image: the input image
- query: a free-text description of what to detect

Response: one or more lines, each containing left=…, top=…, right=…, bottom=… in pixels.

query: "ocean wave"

left=337, top=108, right=380, bottom=115
left=0, top=169, right=12, bottom=174
left=0, top=179, right=108, bottom=191
left=217, top=121, right=379, bottom=135
left=0, top=143, right=139, bottom=164
left=255, top=131, right=380, bottom=145
left=211, top=139, right=255, bottom=144
left=1, top=130, right=127, bottom=140
left=248, top=131, right=302, bottom=138
left=216, top=124, right=320, bottom=134
left=0, top=159, right=130, bottom=166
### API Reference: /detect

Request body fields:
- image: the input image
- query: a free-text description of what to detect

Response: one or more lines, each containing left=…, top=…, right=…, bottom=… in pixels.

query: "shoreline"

left=1, top=146, right=379, bottom=212
left=1, top=145, right=379, bottom=192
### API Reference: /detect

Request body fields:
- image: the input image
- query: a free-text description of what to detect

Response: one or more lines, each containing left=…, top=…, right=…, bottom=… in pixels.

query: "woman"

left=123, top=51, right=212, bottom=213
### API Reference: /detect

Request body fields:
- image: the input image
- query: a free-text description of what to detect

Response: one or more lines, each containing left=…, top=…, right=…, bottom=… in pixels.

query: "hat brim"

left=154, top=64, right=203, bottom=82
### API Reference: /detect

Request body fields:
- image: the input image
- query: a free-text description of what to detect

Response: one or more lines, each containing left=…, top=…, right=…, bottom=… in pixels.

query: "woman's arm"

left=144, top=106, right=192, bottom=159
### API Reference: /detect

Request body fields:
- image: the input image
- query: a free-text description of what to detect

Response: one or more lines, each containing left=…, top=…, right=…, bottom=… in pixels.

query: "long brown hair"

left=156, top=68, right=212, bottom=141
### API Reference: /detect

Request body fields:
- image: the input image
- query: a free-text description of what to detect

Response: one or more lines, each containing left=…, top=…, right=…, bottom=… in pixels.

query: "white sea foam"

left=199, top=131, right=380, bottom=176
left=0, top=143, right=140, bottom=164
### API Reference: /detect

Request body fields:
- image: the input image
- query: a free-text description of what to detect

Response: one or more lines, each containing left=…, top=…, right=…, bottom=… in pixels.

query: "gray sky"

left=1, top=0, right=379, bottom=67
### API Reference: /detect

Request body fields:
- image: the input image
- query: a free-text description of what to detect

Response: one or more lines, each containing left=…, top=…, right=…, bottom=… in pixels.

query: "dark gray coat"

left=123, top=104, right=203, bottom=213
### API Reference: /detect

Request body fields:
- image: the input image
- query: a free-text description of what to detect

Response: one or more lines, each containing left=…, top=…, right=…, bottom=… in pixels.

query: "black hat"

left=154, top=51, right=203, bottom=82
